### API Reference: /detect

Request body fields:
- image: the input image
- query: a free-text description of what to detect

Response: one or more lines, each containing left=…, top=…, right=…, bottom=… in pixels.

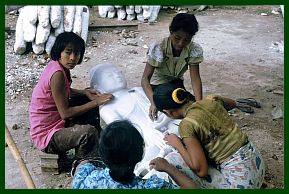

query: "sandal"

left=236, top=104, right=254, bottom=113
left=70, top=160, right=80, bottom=177
left=236, top=98, right=261, bottom=108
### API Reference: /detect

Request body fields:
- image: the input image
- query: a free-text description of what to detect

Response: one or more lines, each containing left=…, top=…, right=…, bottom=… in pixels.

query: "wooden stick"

left=5, top=124, right=36, bottom=189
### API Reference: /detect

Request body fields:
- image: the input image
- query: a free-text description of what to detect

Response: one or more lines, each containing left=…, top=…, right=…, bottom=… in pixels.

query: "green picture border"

left=2, top=0, right=286, bottom=192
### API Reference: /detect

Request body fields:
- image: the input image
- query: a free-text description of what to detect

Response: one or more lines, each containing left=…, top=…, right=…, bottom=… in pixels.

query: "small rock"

left=273, top=90, right=283, bottom=95
left=127, top=42, right=138, bottom=46
left=8, top=10, right=19, bottom=15
left=228, top=108, right=237, bottom=114
left=58, top=184, right=63, bottom=188
left=278, top=147, right=283, bottom=150
left=272, top=106, right=283, bottom=120
left=31, top=54, right=37, bottom=60
left=229, top=113, right=239, bottom=117
left=91, top=36, right=97, bottom=41
left=128, top=50, right=138, bottom=54
left=271, top=10, right=280, bottom=15
left=197, top=5, right=208, bottom=11
left=242, top=123, right=248, bottom=127
left=39, top=58, right=47, bottom=64
left=43, top=53, right=50, bottom=60
left=112, top=30, right=121, bottom=34
left=257, top=58, right=265, bottom=63
left=272, top=154, right=278, bottom=160
left=32, top=61, right=40, bottom=67
left=12, top=124, right=19, bottom=130
left=266, top=88, right=273, bottom=92
left=83, top=56, right=90, bottom=62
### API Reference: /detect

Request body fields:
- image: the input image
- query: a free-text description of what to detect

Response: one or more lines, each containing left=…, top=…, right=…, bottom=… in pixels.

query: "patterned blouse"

left=179, top=95, right=248, bottom=164
left=71, top=163, right=179, bottom=189
left=147, top=37, right=203, bottom=85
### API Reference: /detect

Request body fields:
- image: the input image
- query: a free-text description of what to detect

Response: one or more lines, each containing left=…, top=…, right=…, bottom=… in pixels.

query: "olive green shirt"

left=179, top=95, right=248, bottom=164
left=147, top=37, right=203, bottom=85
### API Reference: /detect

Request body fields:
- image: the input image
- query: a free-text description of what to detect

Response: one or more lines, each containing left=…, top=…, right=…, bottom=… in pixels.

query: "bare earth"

left=5, top=6, right=284, bottom=189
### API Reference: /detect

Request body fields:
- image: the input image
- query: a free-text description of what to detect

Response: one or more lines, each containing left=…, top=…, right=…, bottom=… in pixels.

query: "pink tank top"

left=29, top=60, right=71, bottom=150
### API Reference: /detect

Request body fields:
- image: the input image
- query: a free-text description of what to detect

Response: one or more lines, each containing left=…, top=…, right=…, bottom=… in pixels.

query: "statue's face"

left=91, top=64, right=127, bottom=93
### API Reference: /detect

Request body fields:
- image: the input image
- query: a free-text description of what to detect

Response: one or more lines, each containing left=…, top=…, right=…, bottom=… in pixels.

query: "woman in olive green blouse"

left=141, top=13, right=203, bottom=121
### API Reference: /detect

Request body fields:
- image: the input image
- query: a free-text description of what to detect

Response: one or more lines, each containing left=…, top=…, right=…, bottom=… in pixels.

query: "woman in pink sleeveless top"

left=29, top=32, right=113, bottom=172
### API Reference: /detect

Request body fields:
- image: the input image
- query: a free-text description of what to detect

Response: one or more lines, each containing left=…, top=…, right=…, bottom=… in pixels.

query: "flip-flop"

left=236, top=104, right=254, bottom=113
left=236, top=98, right=261, bottom=108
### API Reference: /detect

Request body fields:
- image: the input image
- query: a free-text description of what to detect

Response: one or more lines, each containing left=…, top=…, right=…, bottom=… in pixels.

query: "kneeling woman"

left=153, top=83, right=265, bottom=189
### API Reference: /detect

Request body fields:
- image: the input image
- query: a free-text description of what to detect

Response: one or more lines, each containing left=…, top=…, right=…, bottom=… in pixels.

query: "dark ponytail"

left=109, top=165, right=135, bottom=184
left=153, top=83, right=193, bottom=111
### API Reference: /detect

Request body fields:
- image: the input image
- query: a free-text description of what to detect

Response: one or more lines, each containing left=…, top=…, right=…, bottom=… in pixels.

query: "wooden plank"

left=39, top=152, right=58, bottom=159
left=5, top=24, right=139, bottom=33
left=88, top=24, right=138, bottom=31
left=38, top=151, right=59, bottom=173
left=40, top=167, right=59, bottom=174
left=40, top=158, right=58, bottom=166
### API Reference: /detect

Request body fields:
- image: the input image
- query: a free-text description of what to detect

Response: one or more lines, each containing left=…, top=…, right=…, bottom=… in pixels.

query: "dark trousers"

left=67, top=95, right=101, bottom=130
left=43, top=96, right=101, bottom=160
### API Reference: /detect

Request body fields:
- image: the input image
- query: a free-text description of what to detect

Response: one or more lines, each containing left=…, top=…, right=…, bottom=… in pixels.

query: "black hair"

left=153, top=83, right=192, bottom=111
left=99, top=120, right=144, bottom=184
left=169, top=13, right=199, bottom=36
left=50, top=32, right=85, bottom=64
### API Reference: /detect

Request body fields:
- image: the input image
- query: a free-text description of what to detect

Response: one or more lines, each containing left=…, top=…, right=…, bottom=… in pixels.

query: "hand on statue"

left=149, top=104, right=158, bottom=121
left=149, top=157, right=171, bottom=172
left=152, top=114, right=173, bottom=132
left=84, top=88, right=101, bottom=100
left=93, top=93, right=114, bottom=106
left=164, top=133, right=182, bottom=150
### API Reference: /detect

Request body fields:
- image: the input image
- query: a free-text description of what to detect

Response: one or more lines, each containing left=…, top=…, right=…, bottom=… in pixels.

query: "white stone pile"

left=98, top=6, right=161, bottom=22
left=14, top=5, right=90, bottom=55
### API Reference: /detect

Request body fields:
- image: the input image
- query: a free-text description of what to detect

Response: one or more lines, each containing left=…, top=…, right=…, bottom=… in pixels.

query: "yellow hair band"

left=172, top=88, right=186, bottom=104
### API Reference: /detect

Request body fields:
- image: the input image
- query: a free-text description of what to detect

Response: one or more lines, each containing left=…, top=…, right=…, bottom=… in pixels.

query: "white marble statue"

left=89, top=63, right=181, bottom=177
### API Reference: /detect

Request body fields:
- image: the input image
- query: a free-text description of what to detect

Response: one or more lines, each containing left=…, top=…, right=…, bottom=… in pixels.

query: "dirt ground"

left=5, top=6, right=284, bottom=189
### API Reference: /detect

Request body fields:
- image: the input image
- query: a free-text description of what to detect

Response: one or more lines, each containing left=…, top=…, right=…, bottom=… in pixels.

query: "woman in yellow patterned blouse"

left=152, top=83, right=265, bottom=189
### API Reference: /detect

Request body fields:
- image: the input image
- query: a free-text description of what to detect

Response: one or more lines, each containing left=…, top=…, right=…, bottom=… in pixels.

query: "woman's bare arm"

left=141, top=63, right=157, bottom=120
left=189, top=64, right=202, bottom=100
left=150, top=157, right=198, bottom=188
left=51, top=72, right=112, bottom=120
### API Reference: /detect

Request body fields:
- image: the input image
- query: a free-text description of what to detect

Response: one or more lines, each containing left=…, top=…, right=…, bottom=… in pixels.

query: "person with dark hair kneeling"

left=71, top=120, right=197, bottom=189
left=141, top=13, right=204, bottom=121
left=152, top=83, right=265, bottom=188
